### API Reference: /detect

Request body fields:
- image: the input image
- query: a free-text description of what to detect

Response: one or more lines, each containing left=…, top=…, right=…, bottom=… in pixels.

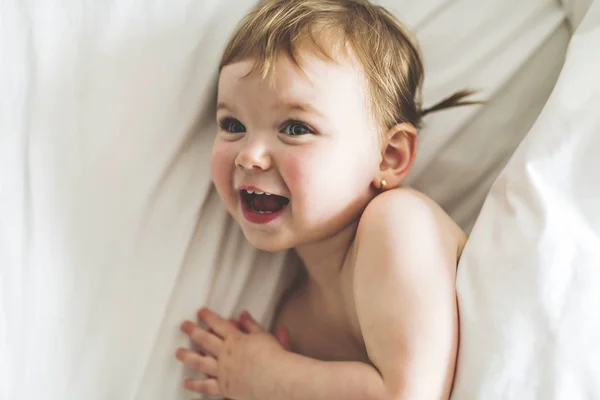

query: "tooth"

left=255, top=191, right=264, bottom=195
left=265, top=192, right=272, bottom=196
left=246, top=190, right=254, bottom=194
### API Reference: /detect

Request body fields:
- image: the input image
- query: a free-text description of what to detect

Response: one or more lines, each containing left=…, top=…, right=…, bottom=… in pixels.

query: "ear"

left=374, top=123, right=418, bottom=189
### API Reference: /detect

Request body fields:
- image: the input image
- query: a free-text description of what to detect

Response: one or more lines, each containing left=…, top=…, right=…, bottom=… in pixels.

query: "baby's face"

left=211, top=48, right=381, bottom=252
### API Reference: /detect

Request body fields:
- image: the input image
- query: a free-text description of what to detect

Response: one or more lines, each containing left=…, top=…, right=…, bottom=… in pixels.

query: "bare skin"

left=176, top=188, right=466, bottom=400
left=175, top=43, right=467, bottom=400
left=274, top=188, right=466, bottom=395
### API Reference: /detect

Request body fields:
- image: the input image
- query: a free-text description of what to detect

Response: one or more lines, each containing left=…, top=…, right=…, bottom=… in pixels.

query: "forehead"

left=217, top=49, right=367, bottom=110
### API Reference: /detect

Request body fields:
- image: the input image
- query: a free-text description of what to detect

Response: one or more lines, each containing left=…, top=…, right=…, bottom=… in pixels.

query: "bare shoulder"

left=351, top=188, right=462, bottom=400
left=356, top=187, right=467, bottom=262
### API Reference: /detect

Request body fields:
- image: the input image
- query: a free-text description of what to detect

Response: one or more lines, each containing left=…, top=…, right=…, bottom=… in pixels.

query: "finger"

left=175, top=348, right=218, bottom=377
left=181, top=320, right=222, bottom=357
left=197, top=308, right=238, bottom=339
left=230, top=318, right=240, bottom=329
left=239, top=310, right=263, bottom=334
left=275, top=326, right=291, bottom=350
left=184, top=378, right=220, bottom=396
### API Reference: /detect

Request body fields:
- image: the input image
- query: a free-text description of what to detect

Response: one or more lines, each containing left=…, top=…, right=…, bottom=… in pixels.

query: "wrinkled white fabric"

left=562, top=0, right=595, bottom=29
left=400, top=0, right=569, bottom=231
left=452, top=1, right=600, bottom=398
left=0, top=0, right=570, bottom=399
left=0, top=1, right=293, bottom=399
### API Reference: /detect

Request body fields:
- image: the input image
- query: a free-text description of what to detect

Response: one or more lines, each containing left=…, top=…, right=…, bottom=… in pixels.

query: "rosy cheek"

left=210, top=142, right=235, bottom=203
left=281, top=153, right=307, bottom=192
left=281, top=151, right=327, bottom=205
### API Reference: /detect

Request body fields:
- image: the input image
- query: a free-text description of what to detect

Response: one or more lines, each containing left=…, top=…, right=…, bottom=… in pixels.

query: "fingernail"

left=197, top=307, right=208, bottom=318
left=175, top=348, right=185, bottom=359
left=180, top=320, right=193, bottom=333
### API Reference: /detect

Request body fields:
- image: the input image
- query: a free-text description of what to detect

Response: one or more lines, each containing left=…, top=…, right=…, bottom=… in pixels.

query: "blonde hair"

left=220, top=0, right=479, bottom=130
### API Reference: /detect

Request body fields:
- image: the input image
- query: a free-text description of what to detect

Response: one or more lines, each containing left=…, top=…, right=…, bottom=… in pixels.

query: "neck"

left=294, top=221, right=359, bottom=292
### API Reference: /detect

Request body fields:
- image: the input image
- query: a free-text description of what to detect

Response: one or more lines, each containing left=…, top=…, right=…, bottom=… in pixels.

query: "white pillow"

left=0, top=0, right=573, bottom=399
left=452, top=1, right=600, bottom=398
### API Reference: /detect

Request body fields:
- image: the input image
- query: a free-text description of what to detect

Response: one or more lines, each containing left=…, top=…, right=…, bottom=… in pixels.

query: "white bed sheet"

left=400, top=0, right=570, bottom=231
left=452, top=0, right=600, bottom=397
left=0, top=0, right=571, bottom=399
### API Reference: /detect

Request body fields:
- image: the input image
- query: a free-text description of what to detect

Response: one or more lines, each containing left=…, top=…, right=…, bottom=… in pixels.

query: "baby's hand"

left=176, top=308, right=287, bottom=400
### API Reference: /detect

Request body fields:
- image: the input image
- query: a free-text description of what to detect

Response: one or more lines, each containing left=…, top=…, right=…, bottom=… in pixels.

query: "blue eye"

left=219, top=118, right=246, bottom=133
left=282, top=121, right=313, bottom=136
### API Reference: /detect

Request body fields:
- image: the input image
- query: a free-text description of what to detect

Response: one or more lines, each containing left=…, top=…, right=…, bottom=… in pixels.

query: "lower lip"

left=241, top=197, right=288, bottom=224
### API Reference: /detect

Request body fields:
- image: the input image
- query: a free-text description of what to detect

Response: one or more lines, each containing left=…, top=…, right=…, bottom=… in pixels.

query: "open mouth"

left=240, top=189, right=290, bottom=214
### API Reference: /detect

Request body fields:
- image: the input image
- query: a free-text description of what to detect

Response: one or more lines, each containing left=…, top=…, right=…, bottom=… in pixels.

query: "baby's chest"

left=290, top=316, right=370, bottom=363
left=274, top=290, right=370, bottom=364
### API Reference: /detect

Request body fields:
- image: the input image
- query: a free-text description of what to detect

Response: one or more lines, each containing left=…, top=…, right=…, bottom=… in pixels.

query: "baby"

left=176, top=0, right=476, bottom=399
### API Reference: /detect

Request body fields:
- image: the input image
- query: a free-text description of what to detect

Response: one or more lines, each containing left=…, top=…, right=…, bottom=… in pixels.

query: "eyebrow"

left=216, top=101, right=232, bottom=112
left=281, top=101, right=324, bottom=117
left=216, top=100, right=323, bottom=118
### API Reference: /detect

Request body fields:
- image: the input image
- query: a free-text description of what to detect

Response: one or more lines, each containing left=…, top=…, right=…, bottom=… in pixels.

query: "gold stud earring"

left=380, top=179, right=387, bottom=190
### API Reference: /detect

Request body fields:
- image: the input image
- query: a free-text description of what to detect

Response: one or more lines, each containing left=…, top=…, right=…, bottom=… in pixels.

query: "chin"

left=243, top=231, right=291, bottom=253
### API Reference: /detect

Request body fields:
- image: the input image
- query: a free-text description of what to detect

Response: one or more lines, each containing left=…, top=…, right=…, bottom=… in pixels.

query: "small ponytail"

left=421, top=89, right=484, bottom=117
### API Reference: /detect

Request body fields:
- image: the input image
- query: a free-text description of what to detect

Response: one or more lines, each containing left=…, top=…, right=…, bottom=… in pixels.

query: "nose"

left=235, top=136, right=272, bottom=171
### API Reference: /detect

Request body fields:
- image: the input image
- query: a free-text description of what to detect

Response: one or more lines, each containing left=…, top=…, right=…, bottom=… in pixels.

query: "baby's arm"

left=177, top=189, right=460, bottom=400
left=352, top=188, right=461, bottom=399
left=178, top=310, right=395, bottom=400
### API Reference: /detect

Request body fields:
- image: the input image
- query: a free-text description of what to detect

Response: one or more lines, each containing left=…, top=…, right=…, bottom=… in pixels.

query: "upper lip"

left=238, top=185, right=288, bottom=198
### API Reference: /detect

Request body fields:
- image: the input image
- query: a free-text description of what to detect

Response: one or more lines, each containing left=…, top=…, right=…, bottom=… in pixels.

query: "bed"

left=0, top=0, right=597, bottom=398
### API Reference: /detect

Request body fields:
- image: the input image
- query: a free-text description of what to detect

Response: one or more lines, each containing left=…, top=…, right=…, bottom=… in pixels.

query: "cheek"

left=281, top=150, right=348, bottom=206
left=281, top=142, right=376, bottom=210
left=281, top=152, right=320, bottom=193
left=210, top=142, right=235, bottom=199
